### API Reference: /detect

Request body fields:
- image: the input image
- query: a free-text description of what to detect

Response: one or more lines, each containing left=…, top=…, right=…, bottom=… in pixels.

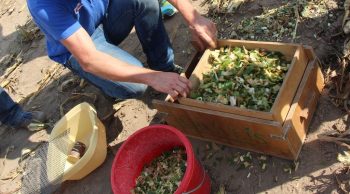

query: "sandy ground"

left=0, top=0, right=349, bottom=193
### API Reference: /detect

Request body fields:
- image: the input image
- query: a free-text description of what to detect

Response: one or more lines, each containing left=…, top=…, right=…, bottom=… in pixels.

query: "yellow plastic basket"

left=48, top=102, right=107, bottom=181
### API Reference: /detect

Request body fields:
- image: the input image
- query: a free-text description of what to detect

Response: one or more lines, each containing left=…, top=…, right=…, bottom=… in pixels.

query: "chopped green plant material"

left=191, top=46, right=291, bottom=111
left=132, top=147, right=187, bottom=194
left=228, top=152, right=253, bottom=170
left=258, top=155, right=268, bottom=171
left=217, top=184, right=227, bottom=194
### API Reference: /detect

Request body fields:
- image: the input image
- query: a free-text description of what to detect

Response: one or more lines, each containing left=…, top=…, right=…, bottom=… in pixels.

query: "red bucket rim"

left=110, top=124, right=195, bottom=194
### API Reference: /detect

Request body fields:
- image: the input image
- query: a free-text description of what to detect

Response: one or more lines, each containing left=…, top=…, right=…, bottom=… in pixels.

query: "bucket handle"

left=182, top=163, right=207, bottom=194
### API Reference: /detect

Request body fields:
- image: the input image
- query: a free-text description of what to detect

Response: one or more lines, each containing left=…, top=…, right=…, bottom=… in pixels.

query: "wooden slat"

left=271, top=46, right=309, bottom=123
left=153, top=100, right=295, bottom=159
left=283, top=48, right=324, bottom=158
left=179, top=98, right=275, bottom=120
left=217, top=39, right=299, bottom=60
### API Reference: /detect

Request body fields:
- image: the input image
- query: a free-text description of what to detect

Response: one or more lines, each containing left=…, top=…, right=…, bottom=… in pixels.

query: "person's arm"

left=167, top=0, right=217, bottom=51
left=61, top=27, right=191, bottom=98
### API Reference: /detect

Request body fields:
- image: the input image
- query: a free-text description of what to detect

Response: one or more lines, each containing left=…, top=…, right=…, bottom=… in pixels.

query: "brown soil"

left=0, top=0, right=349, bottom=193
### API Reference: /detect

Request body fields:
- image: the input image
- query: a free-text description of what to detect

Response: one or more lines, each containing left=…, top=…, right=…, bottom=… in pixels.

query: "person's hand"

left=149, top=72, right=192, bottom=99
left=189, top=15, right=217, bottom=51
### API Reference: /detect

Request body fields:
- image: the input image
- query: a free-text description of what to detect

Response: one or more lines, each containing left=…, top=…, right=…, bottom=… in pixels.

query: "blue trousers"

left=0, top=87, right=31, bottom=127
left=64, top=0, right=174, bottom=98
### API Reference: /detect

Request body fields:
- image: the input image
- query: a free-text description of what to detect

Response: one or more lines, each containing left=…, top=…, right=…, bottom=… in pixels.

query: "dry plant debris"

left=300, top=0, right=329, bottom=19
left=338, top=151, right=350, bottom=166
left=16, top=18, right=43, bottom=44
left=0, top=0, right=15, bottom=16
left=190, top=46, right=290, bottom=111
left=26, top=63, right=64, bottom=105
left=283, top=161, right=299, bottom=174
left=318, top=129, right=350, bottom=150
left=318, top=127, right=350, bottom=192
left=132, top=147, right=187, bottom=194
left=343, top=0, right=350, bottom=34
left=0, top=146, right=14, bottom=179
left=216, top=184, right=227, bottom=194
left=325, top=57, right=350, bottom=114
left=209, top=0, right=334, bottom=41
left=335, top=166, right=350, bottom=193
left=0, top=56, right=22, bottom=83
left=201, top=0, right=245, bottom=13
left=235, top=2, right=298, bottom=41
left=229, top=152, right=253, bottom=170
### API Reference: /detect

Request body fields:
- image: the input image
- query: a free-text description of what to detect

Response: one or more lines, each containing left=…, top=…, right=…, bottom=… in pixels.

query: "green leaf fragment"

left=132, top=147, right=186, bottom=194
left=191, top=46, right=290, bottom=112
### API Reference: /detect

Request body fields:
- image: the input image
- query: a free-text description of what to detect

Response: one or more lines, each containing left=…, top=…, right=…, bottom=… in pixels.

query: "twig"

left=26, top=64, right=63, bottom=105
left=292, top=3, right=300, bottom=42
left=0, top=56, right=22, bottom=82
left=0, top=146, right=14, bottom=178
left=0, top=168, right=21, bottom=181
left=318, top=135, right=350, bottom=143
left=335, top=173, right=349, bottom=193
left=0, top=79, right=11, bottom=88
left=318, top=135, right=350, bottom=149
left=345, top=99, right=350, bottom=115
left=340, top=59, right=347, bottom=92
left=18, top=142, right=45, bottom=164
left=331, top=31, right=344, bottom=38
left=79, top=78, right=86, bottom=88
left=101, top=110, right=116, bottom=121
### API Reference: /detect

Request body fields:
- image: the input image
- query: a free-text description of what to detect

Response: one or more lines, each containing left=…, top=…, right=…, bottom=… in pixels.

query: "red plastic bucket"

left=111, top=124, right=211, bottom=194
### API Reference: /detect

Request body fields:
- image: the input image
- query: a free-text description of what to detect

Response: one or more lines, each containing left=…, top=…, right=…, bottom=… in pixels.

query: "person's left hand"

left=189, top=15, right=217, bottom=51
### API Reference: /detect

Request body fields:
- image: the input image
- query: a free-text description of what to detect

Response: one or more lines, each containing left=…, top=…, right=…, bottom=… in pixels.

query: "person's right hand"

left=149, top=72, right=192, bottom=99
left=189, top=14, right=217, bottom=51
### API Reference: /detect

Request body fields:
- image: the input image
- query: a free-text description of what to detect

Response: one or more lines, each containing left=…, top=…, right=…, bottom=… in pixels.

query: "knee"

left=137, top=0, right=160, bottom=14
left=103, top=83, right=148, bottom=99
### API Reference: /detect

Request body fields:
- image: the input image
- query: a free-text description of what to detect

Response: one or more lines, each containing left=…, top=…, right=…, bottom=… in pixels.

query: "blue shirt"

left=27, top=0, right=109, bottom=64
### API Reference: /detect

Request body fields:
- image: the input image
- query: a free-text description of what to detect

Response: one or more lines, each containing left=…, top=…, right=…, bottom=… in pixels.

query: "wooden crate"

left=179, top=40, right=308, bottom=124
left=153, top=40, right=324, bottom=160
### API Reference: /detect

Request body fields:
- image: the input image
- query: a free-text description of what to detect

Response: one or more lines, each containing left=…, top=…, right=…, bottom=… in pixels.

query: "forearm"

left=167, top=0, right=200, bottom=25
left=168, top=0, right=217, bottom=49
left=80, top=50, right=156, bottom=85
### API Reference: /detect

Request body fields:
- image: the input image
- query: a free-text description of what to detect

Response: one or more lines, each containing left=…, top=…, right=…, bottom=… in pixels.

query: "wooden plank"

left=277, top=61, right=317, bottom=158
left=217, top=39, right=299, bottom=60
left=179, top=98, right=275, bottom=121
left=282, top=49, right=324, bottom=159
left=153, top=100, right=295, bottom=159
left=179, top=39, right=305, bottom=123
left=271, top=46, right=309, bottom=123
